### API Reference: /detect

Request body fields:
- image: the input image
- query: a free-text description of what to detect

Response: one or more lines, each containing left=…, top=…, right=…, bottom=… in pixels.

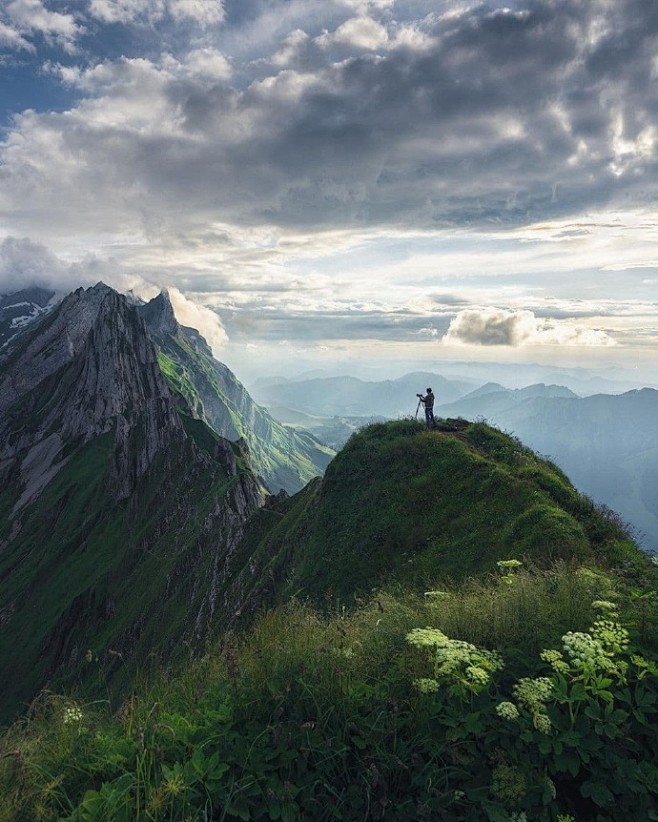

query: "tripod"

left=414, top=397, right=422, bottom=419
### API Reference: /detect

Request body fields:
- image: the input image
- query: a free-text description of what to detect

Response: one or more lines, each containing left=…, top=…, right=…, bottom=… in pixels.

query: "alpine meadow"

left=2, top=2, right=658, bottom=821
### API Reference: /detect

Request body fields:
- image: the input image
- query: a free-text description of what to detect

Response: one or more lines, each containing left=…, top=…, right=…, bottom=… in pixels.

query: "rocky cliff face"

left=0, top=284, right=183, bottom=506
left=139, top=290, right=334, bottom=493
left=0, top=283, right=267, bottom=721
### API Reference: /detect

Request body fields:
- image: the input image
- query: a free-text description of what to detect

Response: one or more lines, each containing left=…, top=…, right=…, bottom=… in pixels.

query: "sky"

left=1, top=0, right=658, bottom=382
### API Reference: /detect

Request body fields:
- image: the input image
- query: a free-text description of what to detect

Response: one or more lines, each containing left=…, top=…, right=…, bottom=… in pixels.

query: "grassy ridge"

left=238, top=421, right=638, bottom=605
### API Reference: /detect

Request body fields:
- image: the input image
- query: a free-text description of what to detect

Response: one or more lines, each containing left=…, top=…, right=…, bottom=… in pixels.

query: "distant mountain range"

left=255, top=373, right=658, bottom=550
left=250, top=371, right=475, bottom=418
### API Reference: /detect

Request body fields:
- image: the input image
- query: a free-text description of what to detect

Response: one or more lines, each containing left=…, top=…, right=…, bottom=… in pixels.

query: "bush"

left=1, top=564, right=657, bottom=821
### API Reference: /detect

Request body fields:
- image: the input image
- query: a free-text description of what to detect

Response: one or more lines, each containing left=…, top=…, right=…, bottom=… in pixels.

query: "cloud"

left=4, top=0, right=81, bottom=52
left=0, top=19, right=34, bottom=51
left=4, top=0, right=658, bottom=241
left=316, top=15, right=388, bottom=50
left=0, top=236, right=229, bottom=354
left=444, top=308, right=616, bottom=348
left=0, top=237, right=68, bottom=293
left=88, top=0, right=224, bottom=26
left=1, top=0, right=658, bottom=367
left=167, top=287, right=228, bottom=353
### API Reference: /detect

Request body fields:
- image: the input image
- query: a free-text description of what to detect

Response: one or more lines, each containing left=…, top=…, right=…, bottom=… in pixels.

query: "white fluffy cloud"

left=88, top=0, right=224, bottom=26
left=167, top=287, right=228, bottom=353
left=2, top=0, right=81, bottom=52
left=444, top=308, right=616, bottom=348
left=0, top=19, right=34, bottom=51
left=316, top=15, right=388, bottom=50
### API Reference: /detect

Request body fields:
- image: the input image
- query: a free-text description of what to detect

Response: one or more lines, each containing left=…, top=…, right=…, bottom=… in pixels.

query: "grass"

left=0, top=426, right=254, bottom=725
left=1, top=561, right=657, bottom=821
left=156, top=333, right=333, bottom=494
left=237, top=420, right=639, bottom=608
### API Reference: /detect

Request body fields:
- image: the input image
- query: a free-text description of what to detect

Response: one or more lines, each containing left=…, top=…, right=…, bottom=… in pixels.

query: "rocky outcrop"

left=0, top=284, right=185, bottom=504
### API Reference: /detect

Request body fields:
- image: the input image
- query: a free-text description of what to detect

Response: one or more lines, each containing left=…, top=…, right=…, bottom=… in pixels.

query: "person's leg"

left=425, top=406, right=431, bottom=428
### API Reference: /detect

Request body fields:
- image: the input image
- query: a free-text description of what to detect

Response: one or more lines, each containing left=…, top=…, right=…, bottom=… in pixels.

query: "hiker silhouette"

left=416, top=388, right=436, bottom=429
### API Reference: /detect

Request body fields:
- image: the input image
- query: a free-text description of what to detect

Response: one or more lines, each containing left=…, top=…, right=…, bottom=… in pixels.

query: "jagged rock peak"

left=138, top=289, right=180, bottom=338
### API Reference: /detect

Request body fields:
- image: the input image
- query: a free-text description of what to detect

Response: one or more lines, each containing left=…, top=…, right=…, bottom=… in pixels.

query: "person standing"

left=417, top=387, right=436, bottom=429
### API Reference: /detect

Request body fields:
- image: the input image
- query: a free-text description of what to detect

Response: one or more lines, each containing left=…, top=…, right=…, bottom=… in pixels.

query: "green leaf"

left=581, top=780, right=614, bottom=807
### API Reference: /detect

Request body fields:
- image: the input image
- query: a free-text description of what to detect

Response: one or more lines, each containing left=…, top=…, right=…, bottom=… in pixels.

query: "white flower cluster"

left=63, top=705, right=83, bottom=724
left=496, top=559, right=523, bottom=570
left=407, top=627, right=450, bottom=648
left=540, top=648, right=570, bottom=674
left=562, top=631, right=603, bottom=667
left=414, top=677, right=440, bottom=694
left=591, top=618, right=629, bottom=656
left=495, top=701, right=520, bottom=721
left=591, top=600, right=617, bottom=612
left=514, top=677, right=553, bottom=708
left=407, top=627, right=503, bottom=693
left=513, top=677, right=553, bottom=734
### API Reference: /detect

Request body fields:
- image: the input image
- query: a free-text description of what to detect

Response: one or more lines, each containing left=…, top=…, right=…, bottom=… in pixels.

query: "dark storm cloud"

left=3, top=1, right=658, bottom=239
left=170, top=1, right=658, bottom=228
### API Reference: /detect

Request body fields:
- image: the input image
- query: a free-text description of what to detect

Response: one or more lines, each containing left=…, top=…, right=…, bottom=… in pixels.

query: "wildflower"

left=513, top=677, right=553, bottom=733
left=591, top=600, right=618, bottom=611
left=562, top=631, right=603, bottom=667
left=497, top=559, right=523, bottom=570
left=540, top=649, right=569, bottom=674
left=63, top=706, right=83, bottom=724
left=466, top=665, right=490, bottom=685
left=407, top=628, right=503, bottom=693
left=407, top=627, right=450, bottom=648
left=533, top=712, right=552, bottom=734
left=414, top=678, right=440, bottom=694
left=495, top=701, right=520, bottom=720
left=591, top=618, right=629, bottom=656
left=424, top=590, right=451, bottom=600
left=631, top=654, right=658, bottom=679
left=514, top=677, right=553, bottom=709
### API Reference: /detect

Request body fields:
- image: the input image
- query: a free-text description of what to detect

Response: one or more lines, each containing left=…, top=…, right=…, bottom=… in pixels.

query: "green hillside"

left=0, top=422, right=262, bottom=724
left=139, top=291, right=334, bottom=495
left=1, top=420, right=658, bottom=820
left=238, top=420, right=639, bottom=607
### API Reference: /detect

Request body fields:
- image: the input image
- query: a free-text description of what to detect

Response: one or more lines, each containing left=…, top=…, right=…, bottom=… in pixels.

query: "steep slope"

left=438, top=386, right=658, bottom=549
left=235, top=420, right=639, bottom=607
left=139, top=291, right=333, bottom=493
left=0, top=284, right=265, bottom=722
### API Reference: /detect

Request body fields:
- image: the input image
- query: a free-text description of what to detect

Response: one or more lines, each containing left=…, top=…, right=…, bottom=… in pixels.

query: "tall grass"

left=2, top=562, right=656, bottom=820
